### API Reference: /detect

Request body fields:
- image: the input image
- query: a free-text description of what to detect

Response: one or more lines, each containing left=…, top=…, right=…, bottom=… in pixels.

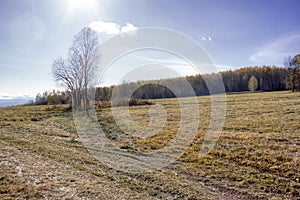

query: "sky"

left=0, top=0, right=300, bottom=99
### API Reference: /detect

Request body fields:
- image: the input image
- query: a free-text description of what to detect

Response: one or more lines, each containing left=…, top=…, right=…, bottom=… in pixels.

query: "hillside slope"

left=1, top=91, right=299, bottom=199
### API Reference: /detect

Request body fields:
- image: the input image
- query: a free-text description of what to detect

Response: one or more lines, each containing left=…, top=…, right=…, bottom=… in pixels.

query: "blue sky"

left=0, top=0, right=300, bottom=98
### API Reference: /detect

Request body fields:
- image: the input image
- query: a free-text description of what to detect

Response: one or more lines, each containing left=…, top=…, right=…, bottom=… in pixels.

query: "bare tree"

left=52, top=27, right=99, bottom=110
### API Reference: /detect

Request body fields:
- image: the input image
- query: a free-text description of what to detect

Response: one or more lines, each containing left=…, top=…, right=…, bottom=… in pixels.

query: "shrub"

left=95, top=98, right=153, bottom=109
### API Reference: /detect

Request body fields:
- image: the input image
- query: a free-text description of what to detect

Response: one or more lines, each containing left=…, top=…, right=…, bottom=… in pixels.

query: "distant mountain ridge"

left=0, top=97, right=33, bottom=107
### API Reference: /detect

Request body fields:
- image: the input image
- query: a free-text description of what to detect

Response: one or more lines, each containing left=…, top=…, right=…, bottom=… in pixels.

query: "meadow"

left=0, top=91, right=299, bottom=199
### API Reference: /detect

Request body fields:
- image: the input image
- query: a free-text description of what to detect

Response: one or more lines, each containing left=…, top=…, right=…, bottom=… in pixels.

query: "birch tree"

left=52, top=27, right=99, bottom=110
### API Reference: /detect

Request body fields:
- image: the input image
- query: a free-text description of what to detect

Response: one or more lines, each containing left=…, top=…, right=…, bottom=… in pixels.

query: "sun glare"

left=66, top=0, right=98, bottom=14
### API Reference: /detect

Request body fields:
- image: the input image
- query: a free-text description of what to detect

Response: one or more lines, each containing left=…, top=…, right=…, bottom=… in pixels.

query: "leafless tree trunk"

left=52, top=27, right=99, bottom=110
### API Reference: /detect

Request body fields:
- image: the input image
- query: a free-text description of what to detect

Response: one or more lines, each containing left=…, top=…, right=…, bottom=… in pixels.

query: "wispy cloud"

left=249, top=34, right=300, bottom=65
left=88, top=21, right=138, bottom=35
left=0, top=92, right=34, bottom=100
left=131, top=54, right=188, bottom=66
left=128, top=54, right=198, bottom=76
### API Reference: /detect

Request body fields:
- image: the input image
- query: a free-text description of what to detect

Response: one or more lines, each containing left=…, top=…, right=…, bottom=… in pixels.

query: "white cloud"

left=88, top=21, right=120, bottom=35
left=208, top=37, right=212, bottom=41
left=121, top=23, right=138, bottom=33
left=88, top=21, right=138, bottom=35
left=249, top=34, right=300, bottom=65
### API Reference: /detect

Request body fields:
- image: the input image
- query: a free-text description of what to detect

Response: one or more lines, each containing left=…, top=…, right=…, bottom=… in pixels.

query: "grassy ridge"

left=0, top=91, right=299, bottom=199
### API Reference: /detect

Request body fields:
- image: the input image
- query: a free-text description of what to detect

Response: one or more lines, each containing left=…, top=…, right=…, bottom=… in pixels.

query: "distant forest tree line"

left=96, top=66, right=288, bottom=101
left=35, top=65, right=299, bottom=106
left=35, top=90, right=71, bottom=105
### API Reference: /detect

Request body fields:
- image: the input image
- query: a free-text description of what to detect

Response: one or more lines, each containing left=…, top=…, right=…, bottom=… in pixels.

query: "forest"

left=35, top=65, right=290, bottom=105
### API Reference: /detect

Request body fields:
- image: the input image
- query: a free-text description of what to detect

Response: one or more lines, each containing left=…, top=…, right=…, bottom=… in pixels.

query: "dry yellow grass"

left=0, top=91, right=299, bottom=199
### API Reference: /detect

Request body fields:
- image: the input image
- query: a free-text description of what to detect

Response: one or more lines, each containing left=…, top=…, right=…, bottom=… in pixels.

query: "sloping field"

left=0, top=91, right=299, bottom=199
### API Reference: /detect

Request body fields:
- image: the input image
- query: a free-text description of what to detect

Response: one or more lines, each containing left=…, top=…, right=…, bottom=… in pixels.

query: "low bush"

left=95, top=98, right=153, bottom=109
